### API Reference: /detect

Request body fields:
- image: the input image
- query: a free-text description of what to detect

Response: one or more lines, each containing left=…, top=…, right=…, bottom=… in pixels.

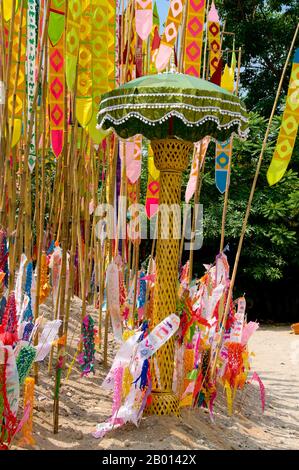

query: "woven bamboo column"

left=147, top=138, right=192, bottom=416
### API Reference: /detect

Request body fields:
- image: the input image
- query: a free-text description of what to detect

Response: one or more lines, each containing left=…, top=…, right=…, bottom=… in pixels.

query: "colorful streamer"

left=88, top=0, right=109, bottom=144
left=267, top=48, right=299, bottom=186
left=66, top=0, right=82, bottom=92
left=8, top=4, right=27, bottom=148
left=215, top=139, right=232, bottom=194
left=185, top=137, right=210, bottom=203
left=183, top=0, right=206, bottom=77
left=49, top=34, right=65, bottom=157
left=135, top=0, right=153, bottom=42
left=155, top=0, right=185, bottom=72
left=145, top=144, right=160, bottom=218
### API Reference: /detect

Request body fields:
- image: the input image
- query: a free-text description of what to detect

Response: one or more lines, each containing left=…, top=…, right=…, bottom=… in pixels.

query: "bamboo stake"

left=211, top=23, right=299, bottom=377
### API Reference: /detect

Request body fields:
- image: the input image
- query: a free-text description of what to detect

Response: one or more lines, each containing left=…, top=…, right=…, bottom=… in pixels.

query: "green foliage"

left=218, top=0, right=299, bottom=115
left=186, top=112, right=299, bottom=282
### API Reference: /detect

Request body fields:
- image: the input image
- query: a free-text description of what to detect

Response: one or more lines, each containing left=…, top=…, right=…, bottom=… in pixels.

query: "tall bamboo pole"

left=211, top=23, right=299, bottom=377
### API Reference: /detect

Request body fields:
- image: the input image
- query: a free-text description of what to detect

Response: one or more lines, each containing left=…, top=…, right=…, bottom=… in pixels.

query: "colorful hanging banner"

left=3, top=1, right=19, bottom=23
left=135, top=0, right=153, bottom=42
left=49, top=32, right=65, bottom=158
left=183, top=0, right=206, bottom=77
left=155, top=0, right=185, bottom=72
left=267, top=48, right=299, bottom=186
left=76, top=0, right=93, bottom=127
left=27, top=0, right=37, bottom=172
left=215, top=138, right=232, bottom=194
left=107, top=0, right=116, bottom=90
left=87, top=0, right=109, bottom=144
left=207, top=0, right=221, bottom=83
left=145, top=144, right=160, bottom=219
left=7, top=4, right=27, bottom=148
left=221, top=63, right=234, bottom=93
left=48, top=0, right=65, bottom=46
left=185, top=137, right=210, bottom=203
left=66, top=0, right=82, bottom=92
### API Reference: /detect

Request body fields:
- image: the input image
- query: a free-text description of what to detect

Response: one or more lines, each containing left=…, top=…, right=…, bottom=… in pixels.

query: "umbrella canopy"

left=97, top=72, right=249, bottom=142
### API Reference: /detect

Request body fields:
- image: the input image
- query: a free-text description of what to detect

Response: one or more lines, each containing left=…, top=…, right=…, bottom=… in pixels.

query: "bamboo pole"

left=211, top=23, right=299, bottom=378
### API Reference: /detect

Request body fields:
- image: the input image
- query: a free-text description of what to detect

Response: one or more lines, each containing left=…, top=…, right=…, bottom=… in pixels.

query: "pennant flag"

left=207, top=1, right=221, bottom=84
left=136, top=0, right=153, bottom=42
left=267, top=48, right=299, bottom=186
left=76, top=0, right=93, bottom=127
left=155, top=0, right=185, bottom=72
left=88, top=0, right=109, bottom=144
left=66, top=0, right=82, bottom=92
left=27, top=0, right=37, bottom=172
left=48, top=0, right=65, bottom=46
left=215, top=139, right=232, bottom=194
left=145, top=144, right=160, bottom=218
left=107, top=0, right=116, bottom=90
left=221, top=63, right=234, bottom=93
left=183, top=0, right=206, bottom=77
left=49, top=33, right=65, bottom=158
left=185, top=137, right=210, bottom=203
left=7, top=5, right=27, bottom=148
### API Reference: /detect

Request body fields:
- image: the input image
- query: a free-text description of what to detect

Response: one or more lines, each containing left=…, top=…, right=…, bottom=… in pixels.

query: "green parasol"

left=97, top=72, right=249, bottom=142
left=97, top=71, right=249, bottom=418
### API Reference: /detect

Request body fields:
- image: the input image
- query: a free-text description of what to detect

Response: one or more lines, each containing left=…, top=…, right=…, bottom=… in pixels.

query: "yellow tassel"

left=122, top=367, right=133, bottom=400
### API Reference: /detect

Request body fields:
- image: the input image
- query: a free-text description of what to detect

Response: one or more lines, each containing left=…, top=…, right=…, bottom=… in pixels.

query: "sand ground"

left=13, top=298, right=299, bottom=450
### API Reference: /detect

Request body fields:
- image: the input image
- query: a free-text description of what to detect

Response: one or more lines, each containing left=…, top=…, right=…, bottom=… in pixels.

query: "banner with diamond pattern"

left=87, top=0, right=109, bottom=144
left=207, top=0, right=221, bottom=83
left=7, top=5, right=27, bottom=149
left=66, top=0, right=82, bottom=92
left=49, top=35, right=65, bottom=158
left=267, top=48, right=299, bottom=186
left=155, top=0, right=186, bottom=72
left=215, top=139, right=232, bottom=194
left=145, top=144, right=160, bottom=219
left=183, top=0, right=206, bottom=77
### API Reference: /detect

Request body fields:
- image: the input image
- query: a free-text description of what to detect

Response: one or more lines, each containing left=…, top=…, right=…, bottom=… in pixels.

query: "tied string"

left=133, top=358, right=149, bottom=391
left=133, top=321, right=150, bottom=390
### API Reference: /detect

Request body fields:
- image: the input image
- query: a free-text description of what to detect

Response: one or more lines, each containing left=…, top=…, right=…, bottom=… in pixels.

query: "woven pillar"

left=147, top=138, right=192, bottom=416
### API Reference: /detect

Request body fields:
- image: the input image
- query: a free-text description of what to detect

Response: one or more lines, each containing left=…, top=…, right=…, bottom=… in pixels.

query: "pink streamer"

left=136, top=9, right=152, bottom=41
left=251, top=372, right=265, bottom=412
left=241, top=321, right=259, bottom=345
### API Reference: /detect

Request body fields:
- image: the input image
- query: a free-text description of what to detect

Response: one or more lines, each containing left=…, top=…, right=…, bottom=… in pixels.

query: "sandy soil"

left=13, top=298, right=299, bottom=450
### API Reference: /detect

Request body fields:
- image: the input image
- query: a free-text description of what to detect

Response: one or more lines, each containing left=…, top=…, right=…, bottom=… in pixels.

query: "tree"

left=219, top=0, right=299, bottom=115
